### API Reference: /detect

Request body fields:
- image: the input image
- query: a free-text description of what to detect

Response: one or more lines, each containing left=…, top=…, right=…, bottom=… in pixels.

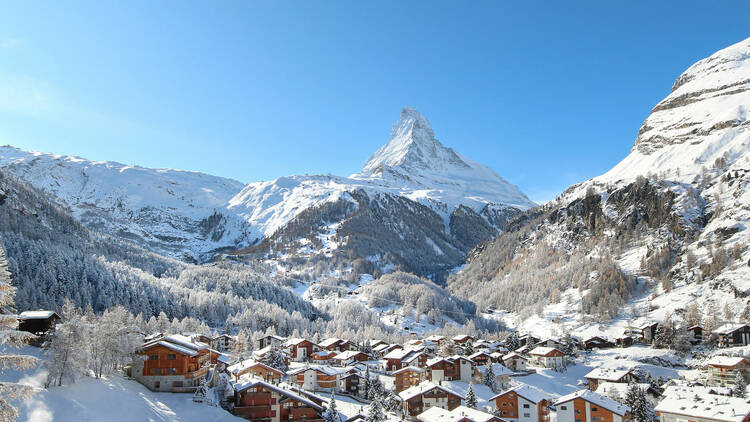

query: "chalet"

left=17, top=310, right=60, bottom=336
left=687, top=325, right=703, bottom=344
left=714, top=324, right=750, bottom=348
left=490, top=352, right=504, bottom=363
left=490, top=384, right=550, bottom=422
left=453, top=335, right=475, bottom=345
left=424, top=335, right=446, bottom=347
left=373, top=343, right=400, bottom=359
left=528, top=347, right=565, bottom=370
left=212, top=334, right=235, bottom=352
left=331, top=350, right=369, bottom=366
left=502, top=352, right=529, bottom=372
left=582, top=336, right=614, bottom=350
left=132, top=334, right=211, bottom=393
left=399, top=381, right=464, bottom=418
left=535, top=338, right=563, bottom=349
left=311, top=350, right=338, bottom=364
left=418, top=405, right=504, bottom=422
left=283, top=338, right=319, bottom=362
left=614, top=334, right=635, bottom=348
left=227, top=359, right=285, bottom=382
left=257, top=334, right=286, bottom=350
left=555, top=390, right=630, bottom=422
left=318, top=338, right=354, bottom=352
left=288, top=365, right=350, bottom=392
left=584, top=368, right=638, bottom=391
left=394, top=366, right=426, bottom=392
left=515, top=344, right=534, bottom=355
left=637, top=322, right=659, bottom=345
left=706, top=356, right=750, bottom=387
left=232, top=379, right=324, bottom=421
left=468, top=351, right=493, bottom=367
left=655, top=386, right=750, bottom=422
left=369, top=339, right=387, bottom=349
left=473, top=363, right=513, bottom=390
left=383, top=348, right=424, bottom=372
left=449, top=355, right=475, bottom=383
left=340, top=372, right=366, bottom=397
left=426, top=357, right=457, bottom=383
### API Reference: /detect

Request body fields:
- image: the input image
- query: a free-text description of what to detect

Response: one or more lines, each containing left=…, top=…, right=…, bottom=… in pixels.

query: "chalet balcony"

left=171, top=386, right=199, bottom=393
left=233, top=406, right=275, bottom=419
left=184, top=366, right=209, bottom=380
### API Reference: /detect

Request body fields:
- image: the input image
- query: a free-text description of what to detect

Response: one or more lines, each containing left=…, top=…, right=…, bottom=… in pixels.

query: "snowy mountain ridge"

left=0, top=108, right=531, bottom=263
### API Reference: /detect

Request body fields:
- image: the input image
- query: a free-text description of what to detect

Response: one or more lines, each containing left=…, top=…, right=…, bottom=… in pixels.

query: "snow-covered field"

left=3, top=346, right=242, bottom=422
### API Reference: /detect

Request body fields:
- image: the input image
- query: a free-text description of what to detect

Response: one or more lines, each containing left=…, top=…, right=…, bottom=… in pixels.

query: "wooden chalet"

left=583, top=368, right=637, bottom=391
left=582, top=336, right=614, bottom=350
left=133, top=334, right=211, bottom=393
left=257, top=334, right=286, bottom=350
left=418, top=405, right=504, bottom=422
left=283, top=338, right=319, bottom=362
left=468, top=351, right=492, bottom=367
left=714, top=324, right=750, bottom=347
left=452, top=334, right=475, bottom=345
left=687, top=325, right=703, bottom=344
left=394, top=366, right=426, bottom=392
left=707, top=356, right=750, bottom=387
left=232, top=380, right=324, bottom=421
left=17, top=310, right=60, bottom=336
left=528, top=347, right=565, bottom=369
left=502, top=352, right=529, bottom=372
left=490, top=384, right=550, bottom=422
left=399, top=381, right=464, bottom=418
left=227, top=359, right=285, bottom=382
left=554, top=389, right=630, bottom=422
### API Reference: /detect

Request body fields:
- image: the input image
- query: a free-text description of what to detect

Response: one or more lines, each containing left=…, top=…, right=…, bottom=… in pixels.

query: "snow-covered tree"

left=264, top=348, right=288, bottom=372
left=624, top=384, right=649, bottom=422
left=365, top=396, right=386, bottom=422
left=234, top=331, right=250, bottom=363
left=734, top=372, right=747, bottom=398
left=363, top=365, right=371, bottom=399
left=368, top=375, right=384, bottom=400
left=382, top=390, right=402, bottom=416
left=462, top=342, right=474, bottom=356
left=0, top=243, right=37, bottom=422
left=465, top=384, right=478, bottom=409
left=44, top=300, right=88, bottom=387
left=505, top=331, right=520, bottom=351
left=483, top=364, right=500, bottom=393
left=323, top=391, right=340, bottom=422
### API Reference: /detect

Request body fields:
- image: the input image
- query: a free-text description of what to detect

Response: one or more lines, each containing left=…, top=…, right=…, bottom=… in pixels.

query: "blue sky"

left=0, top=1, right=748, bottom=203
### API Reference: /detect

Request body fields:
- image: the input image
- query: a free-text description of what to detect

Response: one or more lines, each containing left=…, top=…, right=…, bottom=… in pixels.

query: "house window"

left=524, top=404, right=530, bottom=408
left=524, top=413, right=531, bottom=418
left=154, top=381, right=160, bottom=389
left=560, top=406, right=567, bottom=410
left=149, top=354, right=158, bottom=360
left=151, top=368, right=160, bottom=375
left=575, top=410, right=581, bottom=414
left=167, top=354, right=176, bottom=360
left=173, top=381, right=183, bottom=387
left=167, top=368, right=176, bottom=375
left=592, top=408, right=598, bottom=412
left=593, top=418, right=598, bottom=421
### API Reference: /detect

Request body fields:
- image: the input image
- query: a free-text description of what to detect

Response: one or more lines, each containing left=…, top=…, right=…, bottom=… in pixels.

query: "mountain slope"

left=0, top=146, right=250, bottom=261
left=448, top=36, right=750, bottom=339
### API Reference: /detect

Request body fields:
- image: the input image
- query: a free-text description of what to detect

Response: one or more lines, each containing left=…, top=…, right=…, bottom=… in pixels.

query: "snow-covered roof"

left=398, top=382, right=463, bottom=401
left=584, top=367, right=633, bottom=382
left=476, top=363, right=513, bottom=377
left=162, top=334, right=209, bottom=351
left=596, top=382, right=657, bottom=398
left=417, top=405, right=498, bottom=422
left=392, top=366, right=425, bottom=374
left=318, top=338, right=342, bottom=348
left=555, top=389, right=630, bottom=416
left=227, top=359, right=283, bottom=375
left=706, top=356, right=749, bottom=367
left=332, top=350, right=365, bottom=360
left=372, top=344, right=391, bottom=353
left=253, top=345, right=274, bottom=357
left=384, top=348, right=413, bottom=360
left=403, top=352, right=424, bottom=363
left=490, top=384, right=547, bottom=404
left=714, top=324, right=749, bottom=335
left=468, top=351, right=491, bottom=359
left=656, top=387, right=750, bottom=422
left=424, top=335, right=445, bottom=342
left=287, top=365, right=348, bottom=377
left=142, top=340, right=198, bottom=357
left=528, top=346, right=561, bottom=357
left=233, top=380, right=323, bottom=411
left=18, top=310, right=59, bottom=320
left=282, top=337, right=311, bottom=347
left=502, top=352, right=527, bottom=361
left=452, top=334, right=473, bottom=341
left=426, top=357, right=453, bottom=368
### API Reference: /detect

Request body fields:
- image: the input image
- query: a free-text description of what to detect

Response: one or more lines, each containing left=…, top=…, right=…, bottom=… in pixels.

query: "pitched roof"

left=141, top=340, right=198, bottom=357
left=18, top=310, right=59, bottom=320
left=706, top=356, right=749, bottom=367
left=584, top=367, right=633, bottom=382
left=318, top=338, right=343, bottom=348
left=398, top=382, right=464, bottom=401
left=502, top=352, right=527, bottom=361
left=714, top=324, right=749, bottom=335
left=418, top=405, right=499, bottom=422
left=392, top=366, right=425, bottom=375
left=426, top=357, right=453, bottom=368
left=490, top=384, right=547, bottom=404
left=333, top=350, right=366, bottom=360
left=476, top=363, right=513, bottom=376
left=656, top=386, right=750, bottom=422
left=529, top=346, right=562, bottom=357
left=554, top=389, right=630, bottom=416
left=233, top=380, right=323, bottom=411
left=287, top=365, right=348, bottom=377
left=384, top=348, right=414, bottom=360
left=227, top=359, right=284, bottom=376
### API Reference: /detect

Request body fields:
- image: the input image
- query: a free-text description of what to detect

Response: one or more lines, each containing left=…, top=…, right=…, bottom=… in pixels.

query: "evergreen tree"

left=465, top=384, right=478, bottom=409
left=483, top=364, right=500, bottom=393
left=265, top=348, right=289, bottom=372
left=383, top=390, right=402, bottom=416
left=0, top=243, right=37, bottom=422
left=734, top=372, right=747, bottom=398
left=505, top=331, right=520, bottom=351
left=323, top=391, right=340, bottom=422
left=462, top=342, right=474, bottom=356
left=624, top=384, right=649, bottom=422
left=363, top=365, right=371, bottom=399
left=368, top=376, right=384, bottom=400
left=365, top=397, right=386, bottom=422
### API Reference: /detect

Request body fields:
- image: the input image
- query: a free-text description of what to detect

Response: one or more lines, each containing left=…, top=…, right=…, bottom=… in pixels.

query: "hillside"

left=447, top=36, right=750, bottom=339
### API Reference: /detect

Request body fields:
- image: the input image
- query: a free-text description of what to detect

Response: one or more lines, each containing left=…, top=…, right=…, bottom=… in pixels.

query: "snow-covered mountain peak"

left=359, top=107, right=470, bottom=177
